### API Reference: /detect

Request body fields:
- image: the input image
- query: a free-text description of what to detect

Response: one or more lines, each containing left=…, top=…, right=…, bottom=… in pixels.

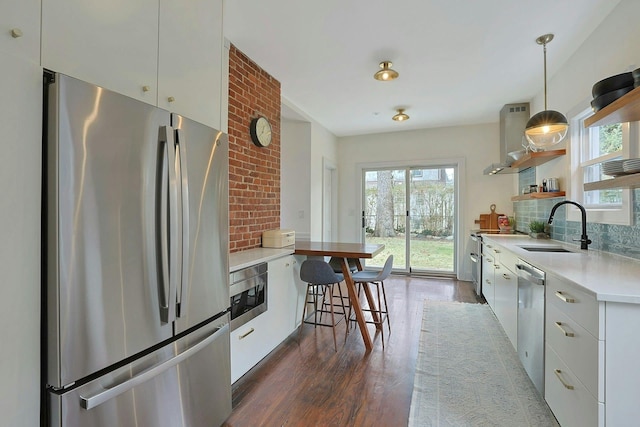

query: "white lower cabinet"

left=230, top=254, right=304, bottom=384
left=543, top=274, right=640, bottom=426
left=230, top=313, right=274, bottom=384
left=545, top=345, right=602, bottom=427
left=481, top=245, right=497, bottom=309
left=493, top=246, right=518, bottom=349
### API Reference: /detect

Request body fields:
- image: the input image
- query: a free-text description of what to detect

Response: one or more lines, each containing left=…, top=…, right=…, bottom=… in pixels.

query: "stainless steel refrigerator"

left=43, top=72, right=231, bottom=427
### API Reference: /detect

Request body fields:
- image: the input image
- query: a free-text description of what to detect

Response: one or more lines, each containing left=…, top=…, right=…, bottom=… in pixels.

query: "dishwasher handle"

left=516, top=263, right=545, bottom=286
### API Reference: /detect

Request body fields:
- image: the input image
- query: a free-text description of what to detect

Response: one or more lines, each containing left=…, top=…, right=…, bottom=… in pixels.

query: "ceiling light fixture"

left=524, top=34, right=568, bottom=148
left=374, top=61, right=399, bottom=81
left=392, top=109, right=409, bottom=121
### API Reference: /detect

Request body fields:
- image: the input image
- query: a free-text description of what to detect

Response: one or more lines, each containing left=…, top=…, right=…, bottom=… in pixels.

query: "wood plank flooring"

left=222, top=275, right=482, bottom=427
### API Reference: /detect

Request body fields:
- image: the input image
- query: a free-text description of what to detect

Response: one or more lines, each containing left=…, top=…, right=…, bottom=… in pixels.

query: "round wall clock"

left=249, top=116, right=272, bottom=147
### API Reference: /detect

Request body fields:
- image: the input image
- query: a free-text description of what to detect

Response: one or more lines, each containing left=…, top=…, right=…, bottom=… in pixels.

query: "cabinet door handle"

left=555, top=291, right=575, bottom=303
left=168, top=96, right=175, bottom=103
left=554, top=321, right=575, bottom=337
left=142, top=85, right=151, bottom=92
left=554, top=369, right=575, bottom=390
left=494, top=249, right=501, bottom=254
left=239, top=327, right=255, bottom=339
left=11, top=28, right=23, bottom=38
left=502, top=273, right=511, bottom=280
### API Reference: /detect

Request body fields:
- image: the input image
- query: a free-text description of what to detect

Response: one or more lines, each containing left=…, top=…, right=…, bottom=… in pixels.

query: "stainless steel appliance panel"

left=49, top=316, right=231, bottom=427
left=230, top=263, right=268, bottom=331
left=517, top=260, right=546, bottom=395
left=47, top=75, right=173, bottom=388
left=172, top=114, right=230, bottom=334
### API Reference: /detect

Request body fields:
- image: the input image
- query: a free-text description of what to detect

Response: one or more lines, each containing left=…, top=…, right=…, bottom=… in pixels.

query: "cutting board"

left=474, top=204, right=504, bottom=230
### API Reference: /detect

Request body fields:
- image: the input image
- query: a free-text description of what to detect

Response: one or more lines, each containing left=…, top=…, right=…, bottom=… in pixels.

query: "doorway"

left=362, top=165, right=457, bottom=276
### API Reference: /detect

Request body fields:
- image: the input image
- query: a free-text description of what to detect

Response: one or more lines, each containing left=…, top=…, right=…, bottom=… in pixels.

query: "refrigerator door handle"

left=175, top=129, right=190, bottom=318
left=79, top=323, right=229, bottom=410
left=158, top=126, right=178, bottom=324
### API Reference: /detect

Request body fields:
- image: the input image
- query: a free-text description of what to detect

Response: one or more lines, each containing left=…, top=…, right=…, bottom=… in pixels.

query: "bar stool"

left=349, top=255, right=393, bottom=348
left=328, top=256, right=358, bottom=274
left=298, top=259, right=349, bottom=351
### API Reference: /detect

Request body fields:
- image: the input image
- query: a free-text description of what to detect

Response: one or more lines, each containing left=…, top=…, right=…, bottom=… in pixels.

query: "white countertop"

left=229, top=246, right=295, bottom=272
left=482, top=235, right=640, bottom=304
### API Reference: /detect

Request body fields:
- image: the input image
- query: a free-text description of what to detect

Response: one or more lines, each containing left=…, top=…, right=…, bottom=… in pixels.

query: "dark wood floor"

left=222, top=275, right=482, bottom=427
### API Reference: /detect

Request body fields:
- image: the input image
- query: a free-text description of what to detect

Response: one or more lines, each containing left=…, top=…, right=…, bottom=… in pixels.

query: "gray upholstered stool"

left=298, top=259, right=349, bottom=351
left=350, top=255, right=393, bottom=348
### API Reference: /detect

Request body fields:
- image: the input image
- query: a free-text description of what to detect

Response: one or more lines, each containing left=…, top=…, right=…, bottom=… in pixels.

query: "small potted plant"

left=529, top=220, right=549, bottom=239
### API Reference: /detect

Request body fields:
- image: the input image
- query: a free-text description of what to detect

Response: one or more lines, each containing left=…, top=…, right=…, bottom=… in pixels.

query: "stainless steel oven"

left=230, top=263, right=268, bottom=331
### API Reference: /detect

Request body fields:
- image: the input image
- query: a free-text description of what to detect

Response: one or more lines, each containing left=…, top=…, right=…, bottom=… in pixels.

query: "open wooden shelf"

left=510, top=149, right=566, bottom=170
left=511, top=191, right=565, bottom=201
left=584, top=173, right=640, bottom=191
left=584, top=86, right=640, bottom=128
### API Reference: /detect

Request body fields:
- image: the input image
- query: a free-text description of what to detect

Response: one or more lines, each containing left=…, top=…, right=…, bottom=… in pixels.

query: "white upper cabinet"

left=0, top=0, right=41, bottom=63
left=158, top=0, right=223, bottom=129
left=41, top=0, right=159, bottom=103
left=41, top=0, right=225, bottom=128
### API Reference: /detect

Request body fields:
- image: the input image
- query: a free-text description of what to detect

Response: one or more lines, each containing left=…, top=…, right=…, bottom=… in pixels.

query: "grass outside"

left=365, top=236, right=454, bottom=271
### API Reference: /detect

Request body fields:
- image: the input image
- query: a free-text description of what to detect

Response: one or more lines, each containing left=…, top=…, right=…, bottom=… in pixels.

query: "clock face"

left=250, top=116, right=272, bottom=147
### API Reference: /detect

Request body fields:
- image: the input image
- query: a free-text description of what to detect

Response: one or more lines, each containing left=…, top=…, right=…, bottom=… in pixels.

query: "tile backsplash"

left=514, top=171, right=640, bottom=259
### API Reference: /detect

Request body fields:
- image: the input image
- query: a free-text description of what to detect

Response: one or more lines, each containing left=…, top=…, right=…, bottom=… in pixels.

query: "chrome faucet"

left=547, top=200, right=592, bottom=250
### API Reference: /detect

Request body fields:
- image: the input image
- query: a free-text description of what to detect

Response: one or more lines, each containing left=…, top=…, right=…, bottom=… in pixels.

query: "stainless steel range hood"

left=484, top=103, right=530, bottom=175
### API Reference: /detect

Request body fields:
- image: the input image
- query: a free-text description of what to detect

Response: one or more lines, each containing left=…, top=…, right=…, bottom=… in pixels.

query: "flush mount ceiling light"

left=525, top=34, right=568, bottom=149
left=392, top=109, right=409, bottom=121
left=374, top=61, right=399, bottom=81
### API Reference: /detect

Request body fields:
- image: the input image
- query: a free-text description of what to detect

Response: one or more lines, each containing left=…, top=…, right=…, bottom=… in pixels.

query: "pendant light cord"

left=543, top=41, right=548, bottom=110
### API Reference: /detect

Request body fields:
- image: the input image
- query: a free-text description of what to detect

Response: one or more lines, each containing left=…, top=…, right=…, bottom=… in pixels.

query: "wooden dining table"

left=294, top=240, right=385, bottom=352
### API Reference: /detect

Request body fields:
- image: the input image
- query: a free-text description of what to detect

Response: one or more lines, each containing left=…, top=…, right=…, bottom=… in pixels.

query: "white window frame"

left=568, top=103, right=637, bottom=225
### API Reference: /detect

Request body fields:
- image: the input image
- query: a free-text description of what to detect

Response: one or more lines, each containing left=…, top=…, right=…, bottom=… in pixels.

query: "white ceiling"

left=224, top=0, right=621, bottom=137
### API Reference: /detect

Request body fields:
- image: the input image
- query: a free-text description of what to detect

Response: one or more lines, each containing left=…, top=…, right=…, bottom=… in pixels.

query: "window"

left=569, top=106, right=637, bottom=225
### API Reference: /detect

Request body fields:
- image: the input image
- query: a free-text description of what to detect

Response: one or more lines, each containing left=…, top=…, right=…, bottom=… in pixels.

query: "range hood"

left=484, top=103, right=530, bottom=175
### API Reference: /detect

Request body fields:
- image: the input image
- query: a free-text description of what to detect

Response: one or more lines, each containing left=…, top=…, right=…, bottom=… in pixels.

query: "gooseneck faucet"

left=547, top=200, right=592, bottom=250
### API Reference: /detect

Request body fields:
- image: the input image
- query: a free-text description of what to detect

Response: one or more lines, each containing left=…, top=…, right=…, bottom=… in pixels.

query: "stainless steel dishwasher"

left=516, top=259, right=546, bottom=395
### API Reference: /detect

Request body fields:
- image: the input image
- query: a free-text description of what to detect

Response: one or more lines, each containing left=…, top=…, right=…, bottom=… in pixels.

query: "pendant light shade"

left=374, top=61, right=399, bottom=81
left=525, top=34, right=568, bottom=148
left=525, top=110, right=568, bottom=147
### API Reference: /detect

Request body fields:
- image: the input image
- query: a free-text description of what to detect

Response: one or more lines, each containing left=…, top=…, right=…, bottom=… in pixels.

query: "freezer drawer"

left=48, top=316, right=231, bottom=427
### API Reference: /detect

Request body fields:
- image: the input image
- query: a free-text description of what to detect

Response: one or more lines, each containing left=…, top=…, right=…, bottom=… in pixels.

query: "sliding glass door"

left=363, top=165, right=456, bottom=275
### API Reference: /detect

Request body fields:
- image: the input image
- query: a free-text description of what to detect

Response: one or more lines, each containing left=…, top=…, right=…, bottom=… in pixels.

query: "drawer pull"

left=554, top=321, right=575, bottom=337
left=502, top=273, right=511, bottom=280
left=239, top=328, right=255, bottom=339
left=555, top=291, right=575, bottom=303
left=554, top=369, right=575, bottom=390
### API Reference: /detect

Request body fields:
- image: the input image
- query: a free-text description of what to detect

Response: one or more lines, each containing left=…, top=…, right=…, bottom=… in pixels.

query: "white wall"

left=530, top=0, right=640, bottom=185
left=281, top=119, right=311, bottom=237
left=281, top=98, right=339, bottom=241
left=337, top=123, right=512, bottom=280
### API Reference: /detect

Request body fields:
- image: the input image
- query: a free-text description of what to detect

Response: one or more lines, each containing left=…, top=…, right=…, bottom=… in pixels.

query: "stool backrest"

left=300, top=259, right=344, bottom=285
left=378, top=255, right=394, bottom=281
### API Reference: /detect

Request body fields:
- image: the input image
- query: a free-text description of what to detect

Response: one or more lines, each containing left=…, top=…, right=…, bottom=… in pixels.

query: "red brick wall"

left=228, top=44, right=281, bottom=252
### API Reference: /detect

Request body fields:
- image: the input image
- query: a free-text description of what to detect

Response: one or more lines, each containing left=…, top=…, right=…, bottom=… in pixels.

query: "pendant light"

left=525, top=34, right=568, bottom=148
left=392, top=109, right=409, bottom=121
left=374, top=61, right=399, bottom=81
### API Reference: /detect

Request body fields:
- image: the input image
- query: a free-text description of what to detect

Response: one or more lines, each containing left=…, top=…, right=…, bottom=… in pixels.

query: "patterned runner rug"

left=409, top=301, right=559, bottom=426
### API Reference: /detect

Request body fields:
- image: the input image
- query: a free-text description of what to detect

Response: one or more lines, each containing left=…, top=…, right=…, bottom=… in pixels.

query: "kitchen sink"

left=518, top=246, right=575, bottom=253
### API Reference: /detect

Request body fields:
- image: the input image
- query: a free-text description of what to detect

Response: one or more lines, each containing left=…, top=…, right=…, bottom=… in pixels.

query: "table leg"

left=339, top=257, right=372, bottom=352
